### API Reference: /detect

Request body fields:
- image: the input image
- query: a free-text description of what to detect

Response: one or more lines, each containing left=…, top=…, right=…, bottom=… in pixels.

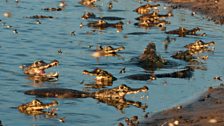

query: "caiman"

left=79, top=0, right=97, bottom=7
left=171, top=50, right=196, bottom=62
left=81, top=12, right=125, bottom=20
left=25, top=15, right=54, bottom=19
left=172, top=40, right=215, bottom=62
left=18, top=99, right=58, bottom=116
left=135, top=11, right=173, bottom=21
left=87, top=20, right=123, bottom=30
left=184, top=40, right=215, bottom=51
left=43, top=7, right=64, bottom=11
left=125, top=67, right=193, bottom=81
left=134, top=20, right=168, bottom=29
left=165, top=27, right=206, bottom=37
left=136, top=42, right=170, bottom=70
left=134, top=4, right=160, bottom=15
left=24, top=84, right=148, bottom=110
left=83, top=68, right=117, bottom=85
left=91, top=45, right=125, bottom=57
left=19, top=60, right=59, bottom=82
left=24, top=84, right=148, bottom=99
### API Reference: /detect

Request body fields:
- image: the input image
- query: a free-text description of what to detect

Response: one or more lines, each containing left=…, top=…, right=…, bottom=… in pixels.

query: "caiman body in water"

left=25, top=85, right=148, bottom=110
left=165, top=27, right=206, bottom=37
left=136, top=42, right=173, bottom=70
left=82, top=12, right=125, bottom=20
left=25, top=84, right=148, bottom=99
left=87, top=20, right=123, bottom=30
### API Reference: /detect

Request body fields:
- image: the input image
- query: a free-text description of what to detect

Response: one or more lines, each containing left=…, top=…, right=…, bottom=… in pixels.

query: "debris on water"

left=192, top=11, right=196, bottom=16
left=213, top=76, right=222, bottom=81
left=119, top=67, right=126, bottom=74
left=34, top=20, right=41, bottom=24
left=58, top=117, right=65, bottom=123
left=3, top=24, right=13, bottom=29
left=108, top=1, right=113, bottom=10
left=118, top=122, right=124, bottom=126
left=59, top=1, right=66, bottom=7
left=80, top=80, right=85, bottom=84
left=58, top=49, right=62, bottom=54
left=13, top=29, right=18, bottom=34
left=88, top=45, right=93, bottom=48
left=80, top=23, right=83, bottom=28
left=3, top=12, right=12, bottom=18
left=70, top=31, right=76, bottom=36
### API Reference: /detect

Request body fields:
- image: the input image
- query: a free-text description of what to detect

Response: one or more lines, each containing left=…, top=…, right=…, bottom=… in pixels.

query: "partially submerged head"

left=94, top=84, right=148, bottom=99
left=20, top=60, right=59, bottom=81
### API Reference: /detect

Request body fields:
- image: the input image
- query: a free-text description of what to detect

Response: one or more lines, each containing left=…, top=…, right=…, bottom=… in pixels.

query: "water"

left=1, top=0, right=224, bottom=125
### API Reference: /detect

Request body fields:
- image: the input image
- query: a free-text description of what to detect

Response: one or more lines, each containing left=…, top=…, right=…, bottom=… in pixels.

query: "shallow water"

left=1, top=0, right=224, bottom=126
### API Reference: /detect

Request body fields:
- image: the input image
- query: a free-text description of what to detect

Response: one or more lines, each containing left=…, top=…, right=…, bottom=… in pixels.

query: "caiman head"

left=98, top=45, right=125, bottom=54
left=93, top=84, right=148, bottom=99
left=20, top=60, right=59, bottom=79
left=17, top=99, right=58, bottom=115
left=83, top=68, right=117, bottom=82
left=92, top=45, right=125, bottom=58
left=81, top=12, right=96, bottom=19
left=139, top=42, right=167, bottom=69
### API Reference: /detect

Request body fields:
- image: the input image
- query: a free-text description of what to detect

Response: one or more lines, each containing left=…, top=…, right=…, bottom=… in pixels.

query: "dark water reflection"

left=1, top=0, right=224, bottom=126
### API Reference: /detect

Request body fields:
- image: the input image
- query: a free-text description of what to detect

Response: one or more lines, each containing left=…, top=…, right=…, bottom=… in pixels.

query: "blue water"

left=1, top=0, right=224, bottom=126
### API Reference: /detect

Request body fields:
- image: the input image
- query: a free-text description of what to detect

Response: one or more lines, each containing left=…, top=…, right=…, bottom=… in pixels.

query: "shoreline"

left=159, top=0, right=224, bottom=24
left=141, top=85, right=224, bottom=125
left=140, top=1, right=224, bottom=125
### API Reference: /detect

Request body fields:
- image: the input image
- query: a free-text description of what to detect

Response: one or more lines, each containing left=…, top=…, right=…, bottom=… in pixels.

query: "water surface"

left=1, top=0, right=224, bottom=126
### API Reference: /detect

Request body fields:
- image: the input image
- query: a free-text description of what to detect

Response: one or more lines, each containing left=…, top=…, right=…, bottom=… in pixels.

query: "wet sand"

left=160, top=0, right=224, bottom=24
left=141, top=85, right=224, bottom=125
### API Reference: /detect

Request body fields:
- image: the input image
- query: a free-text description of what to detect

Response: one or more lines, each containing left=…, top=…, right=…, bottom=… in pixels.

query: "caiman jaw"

left=41, top=60, right=59, bottom=77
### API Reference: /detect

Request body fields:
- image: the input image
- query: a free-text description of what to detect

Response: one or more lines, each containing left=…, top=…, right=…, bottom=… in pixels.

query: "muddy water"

left=0, top=0, right=224, bottom=126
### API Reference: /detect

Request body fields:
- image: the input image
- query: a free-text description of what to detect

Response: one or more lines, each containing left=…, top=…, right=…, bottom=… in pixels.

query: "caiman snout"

left=50, top=60, right=59, bottom=66
left=124, top=85, right=148, bottom=94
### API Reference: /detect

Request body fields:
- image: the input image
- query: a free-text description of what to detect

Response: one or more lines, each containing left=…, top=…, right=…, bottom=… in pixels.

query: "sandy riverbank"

left=160, top=0, right=224, bottom=24
left=141, top=85, right=224, bottom=125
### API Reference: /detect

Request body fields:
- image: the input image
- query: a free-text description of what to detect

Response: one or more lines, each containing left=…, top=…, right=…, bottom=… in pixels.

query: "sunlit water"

left=1, top=0, right=224, bottom=126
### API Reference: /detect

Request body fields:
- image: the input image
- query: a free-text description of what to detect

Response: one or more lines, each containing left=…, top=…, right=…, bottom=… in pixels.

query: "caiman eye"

left=119, top=85, right=124, bottom=90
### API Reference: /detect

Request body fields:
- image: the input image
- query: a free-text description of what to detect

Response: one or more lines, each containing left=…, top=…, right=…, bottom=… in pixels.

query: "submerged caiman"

left=165, top=27, right=206, bottom=37
left=24, top=84, right=148, bottom=110
left=82, top=12, right=125, bottom=20
left=133, top=42, right=177, bottom=71
left=87, top=20, right=123, bottom=30
left=125, top=67, right=193, bottom=81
